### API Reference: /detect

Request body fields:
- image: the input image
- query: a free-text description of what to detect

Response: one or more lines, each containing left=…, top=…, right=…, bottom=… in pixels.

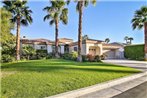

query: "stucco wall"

left=70, top=44, right=86, bottom=55
left=86, top=43, right=103, bottom=55
left=47, top=45, right=52, bottom=53
left=34, top=44, right=47, bottom=50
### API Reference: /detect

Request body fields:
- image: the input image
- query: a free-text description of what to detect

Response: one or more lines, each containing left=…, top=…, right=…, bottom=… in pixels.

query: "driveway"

left=102, top=59, right=147, bottom=72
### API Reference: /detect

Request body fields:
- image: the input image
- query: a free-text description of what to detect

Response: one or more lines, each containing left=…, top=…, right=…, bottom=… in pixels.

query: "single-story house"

left=20, top=38, right=125, bottom=59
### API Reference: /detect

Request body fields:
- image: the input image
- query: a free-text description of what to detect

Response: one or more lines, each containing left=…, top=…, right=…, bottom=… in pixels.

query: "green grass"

left=1, top=59, right=140, bottom=98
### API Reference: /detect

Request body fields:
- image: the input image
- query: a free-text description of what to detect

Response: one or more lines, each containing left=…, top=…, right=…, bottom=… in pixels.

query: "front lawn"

left=1, top=59, right=140, bottom=98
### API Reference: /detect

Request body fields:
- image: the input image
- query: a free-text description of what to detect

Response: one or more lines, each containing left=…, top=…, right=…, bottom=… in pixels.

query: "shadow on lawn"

left=1, top=61, right=140, bottom=74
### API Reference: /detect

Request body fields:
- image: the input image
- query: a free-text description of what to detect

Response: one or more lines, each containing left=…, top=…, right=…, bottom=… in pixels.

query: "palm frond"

left=84, top=0, right=89, bottom=7
left=21, top=19, right=29, bottom=26
left=91, top=0, right=96, bottom=6
left=49, top=20, right=55, bottom=25
left=44, top=14, right=51, bottom=21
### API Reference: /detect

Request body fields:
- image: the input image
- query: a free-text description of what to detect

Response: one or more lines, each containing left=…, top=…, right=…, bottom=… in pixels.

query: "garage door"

left=105, top=50, right=115, bottom=59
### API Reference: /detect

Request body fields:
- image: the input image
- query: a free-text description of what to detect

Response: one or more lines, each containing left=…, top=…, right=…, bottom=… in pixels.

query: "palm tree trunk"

left=144, top=22, right=147, bottom=60
left=55, top=19, right=59, bottom=58
left=16, top=17, right=21, bottom=60
left=77, top=1, right=84, bottom=62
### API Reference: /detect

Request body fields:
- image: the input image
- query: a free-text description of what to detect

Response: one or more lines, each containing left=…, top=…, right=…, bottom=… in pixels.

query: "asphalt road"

left=112, top=82, right=147, bottom=98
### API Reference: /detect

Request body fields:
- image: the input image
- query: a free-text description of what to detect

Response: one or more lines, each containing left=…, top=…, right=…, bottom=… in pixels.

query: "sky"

left=1, top=0, right=147, bottom=44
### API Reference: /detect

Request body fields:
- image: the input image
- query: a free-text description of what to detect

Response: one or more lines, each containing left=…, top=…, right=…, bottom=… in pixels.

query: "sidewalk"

left=112, top=82, right=147, bottom=98
left=78, top=75, right=147, bottom=98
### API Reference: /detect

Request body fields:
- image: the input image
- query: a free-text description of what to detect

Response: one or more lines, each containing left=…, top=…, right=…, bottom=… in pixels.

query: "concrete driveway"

left=102, top=59, right=147, bottom=72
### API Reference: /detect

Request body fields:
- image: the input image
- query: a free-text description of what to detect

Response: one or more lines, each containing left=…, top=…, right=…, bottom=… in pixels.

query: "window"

left=74, top=47, right=77, bottom=51
left=40, top=46, right=46, bottom=50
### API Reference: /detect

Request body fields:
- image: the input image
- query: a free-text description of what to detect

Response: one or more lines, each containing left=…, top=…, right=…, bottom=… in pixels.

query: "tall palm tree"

left=124, top=36, right=129, bottom=44
left=3, top=0, right=33, bottom=60
left=128, top=37, right=134, bottom=44
left=76, top=0, right=96, bottom=62
left=131, top=6, right=147, bottom=60
left=105, top=38, right=110, bottom=43
left=43, top=0, right=68, bottom=58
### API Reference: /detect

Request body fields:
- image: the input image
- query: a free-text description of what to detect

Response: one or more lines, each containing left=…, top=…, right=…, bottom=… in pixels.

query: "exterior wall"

left=69, top=45, right=78, bottom=53
left=103, top=48, right=124, bottom=59
left=34, top=44, right=47, bottom=50
left=86, top=43, right=103, bottom=55
left=47, top=45, right=52, bottom=53
left=61, top=46, right=64, bottom=54
left=115, top=48, right=124, bottom=59
left=70, top=44, right=86, bottom=55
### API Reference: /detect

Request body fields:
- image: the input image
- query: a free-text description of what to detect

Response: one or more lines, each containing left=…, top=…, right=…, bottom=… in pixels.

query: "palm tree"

left=43, top=0, right=68, bottom=58
left=105, top=38, right=110, bottom=43
left=131, top=6, right=147, bottom=60
left=128, top=37, right=134, bottom=44
left=82, top=35, right=89, bottom=40
left=3, top=0, right=33, bottom=60
left=124, top=36, right=129, bottom=44
left=75, top=0, right=96, bottom=62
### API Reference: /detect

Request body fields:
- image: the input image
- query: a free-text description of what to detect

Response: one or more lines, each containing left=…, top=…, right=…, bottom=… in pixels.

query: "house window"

left=74, top=47, right=77, bottom=51
left=41, top=46, right=46, bottom=50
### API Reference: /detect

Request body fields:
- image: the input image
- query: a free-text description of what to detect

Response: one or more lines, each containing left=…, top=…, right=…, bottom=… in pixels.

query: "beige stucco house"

left=21, top=38, right=125, bottom=59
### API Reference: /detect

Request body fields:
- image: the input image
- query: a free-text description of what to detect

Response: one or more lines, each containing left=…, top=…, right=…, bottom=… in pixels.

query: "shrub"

left=1, top=54, right=15, bottom=63
left=46, top=53, right=53, bottom=59
left=62, top=52, right=78, bottom=61
left=36, top=50, right=48, bottom=59
left=70, top=52, right=78, bottom=60
left=62, top=53, right=70, bottom=60
left=82, top=55, right=88, bottom=62
left=100, top=54, right=107, bottom=60
left=22, top=45, right=36, bottom=60
left=87, top=54, right=95, bottom=62
left=124, top=44, right=144, bottom=60
left=94, top=55, right=101, bottom=62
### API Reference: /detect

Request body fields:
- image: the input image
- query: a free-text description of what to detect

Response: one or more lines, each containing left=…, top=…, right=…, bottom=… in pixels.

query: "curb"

left=46, top=72, right=147, bottom=98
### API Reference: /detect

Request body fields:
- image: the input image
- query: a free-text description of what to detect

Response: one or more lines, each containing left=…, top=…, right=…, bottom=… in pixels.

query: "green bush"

left=62, top=52, right=78, bottom=61
left=22, top=45, right=36, bottom=60
left=82, top=55, right=88, bottom=62
left=94, top=55, right=101, bottom=62
left=124, top=44, right=144, bottom=60
left=100, top=54, right=107, bottom=60
left=1, top=54, right=15, bottom=63
left=70, top=52, right=78, bottom=60
left=36, top=50, right=48, bottom=59
left=46, top=53, right=53, bottom=59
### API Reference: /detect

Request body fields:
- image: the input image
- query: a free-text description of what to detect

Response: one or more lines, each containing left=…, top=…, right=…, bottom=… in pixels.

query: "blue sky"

left=2, top=0, right=147, bottom=44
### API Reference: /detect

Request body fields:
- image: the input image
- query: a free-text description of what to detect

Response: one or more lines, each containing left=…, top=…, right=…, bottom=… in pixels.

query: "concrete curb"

left=46, top=72, right=147, bottom=98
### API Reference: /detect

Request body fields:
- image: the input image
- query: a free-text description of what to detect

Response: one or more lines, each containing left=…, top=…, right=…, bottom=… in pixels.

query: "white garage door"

left=106, top=50, right=115, bottom=59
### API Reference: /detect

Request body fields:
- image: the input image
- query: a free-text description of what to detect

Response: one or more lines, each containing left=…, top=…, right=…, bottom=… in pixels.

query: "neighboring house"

left=20, top=38, right=125, bottom=59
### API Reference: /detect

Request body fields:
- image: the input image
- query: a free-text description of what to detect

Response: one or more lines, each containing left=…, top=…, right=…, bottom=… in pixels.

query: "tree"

left=22, top=45, right=36, bottom=60
left=128, top=37, right=134, bottom=44
left=131, top=6, right=147, bottom=60
left=3, top=0, right=33, bottom=60
left=1, top=8, right=16, bottom=63
left=0, top=8, right=14, bottom=43
left=43, top=0, right=69, bottom=58
left=82, top=35, right=89, bottom=40
left=75, top=0, right=96, bottom=62
left=105, top=38, right=110, bottom=43
left=124, top=36, right=129, bottom=44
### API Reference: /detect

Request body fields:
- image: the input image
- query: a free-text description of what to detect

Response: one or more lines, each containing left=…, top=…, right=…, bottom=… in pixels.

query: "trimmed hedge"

left=124, top=44, right=144, bottom=60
